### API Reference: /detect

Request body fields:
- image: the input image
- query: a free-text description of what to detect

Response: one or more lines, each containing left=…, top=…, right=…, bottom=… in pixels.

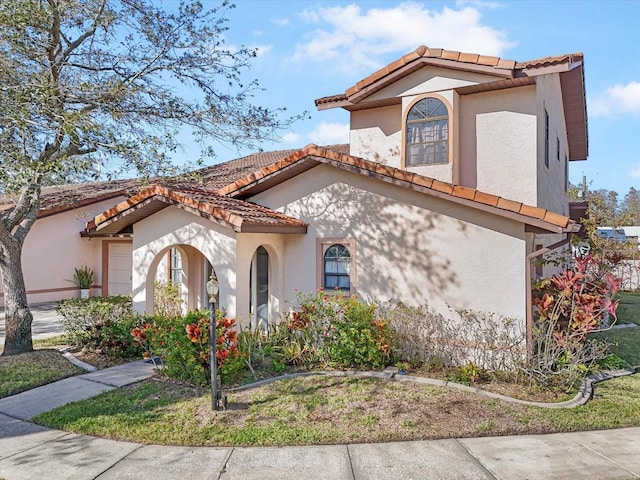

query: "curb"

left=59, top=348, right=98, bottom=372
left=229, top=367, right=638, bottom=409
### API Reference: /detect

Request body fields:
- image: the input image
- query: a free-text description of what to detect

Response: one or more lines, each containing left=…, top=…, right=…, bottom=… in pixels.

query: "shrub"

left=283, top=290, right=393, bottom=370
left=135, top=310, right=240, bottom=386
left=380, top=302, right=525, bottom=371
left=57, top=296, right=137, bottom=358
left=528, top=255, right=622, bottom=390
left=153, top=280, right=183, bottom=319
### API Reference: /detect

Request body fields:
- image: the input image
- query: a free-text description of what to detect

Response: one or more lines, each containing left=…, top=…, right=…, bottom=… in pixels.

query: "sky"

left=187, top=0, right=640, bottom=197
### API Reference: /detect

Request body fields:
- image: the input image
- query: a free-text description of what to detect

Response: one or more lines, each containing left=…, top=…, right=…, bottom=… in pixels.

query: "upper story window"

left=544, top=109, right=550, bottom=169
left=405, top=97, right=449, bottom=166
left=324, top=244, right=351, bottom=291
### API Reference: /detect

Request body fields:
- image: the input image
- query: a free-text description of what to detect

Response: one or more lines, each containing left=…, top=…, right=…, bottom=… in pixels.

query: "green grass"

left=33, top=335, right=69, bottom=349
left=0, top=349, right=84, bottom=398
left=32, top=373, right=640, bottom=447
left=614, top=291, right=640, bottom=325
left=589, top=291, right=640, bottom=367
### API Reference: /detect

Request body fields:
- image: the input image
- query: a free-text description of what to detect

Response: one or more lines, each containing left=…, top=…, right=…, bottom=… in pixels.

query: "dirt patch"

left=150, top=375, right=556, bottom=444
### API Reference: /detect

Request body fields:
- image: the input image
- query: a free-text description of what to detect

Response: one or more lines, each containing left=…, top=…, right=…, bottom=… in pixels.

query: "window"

left=544, top=110, right=550, bottom=168
left=556, top=137, right=560, bottom=163
left=405, top=97, right=449, bottom=166
left=323, top=244, right=351, bottom=291
left=169, top=247, right=182, bottom=284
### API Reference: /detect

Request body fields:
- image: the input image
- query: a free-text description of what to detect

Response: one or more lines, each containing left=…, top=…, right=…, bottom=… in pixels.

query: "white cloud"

left=590, top=81, right=640, bottom=117
left=281, top=132, right=302, bottom=145
left=631, top=167, right=640, bottom=179
left=272, top=17, right=290, bottom=26
left=292, top=2, right=514, bottom=73
left=307, top=122, right=350, bottom=145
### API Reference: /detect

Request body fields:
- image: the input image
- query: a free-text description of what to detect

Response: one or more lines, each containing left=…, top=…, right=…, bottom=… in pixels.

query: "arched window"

left=324, top=244, right=350, bottom=291
left=405, top=97, right=449, bottom=166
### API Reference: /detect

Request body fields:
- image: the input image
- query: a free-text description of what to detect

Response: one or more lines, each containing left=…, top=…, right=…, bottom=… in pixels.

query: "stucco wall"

left=350, top=105, right=402, bottom=167
left=460, top=85, right=538, bottom=204
left=349, top=66, right=505, bottom=185
left=536, top=73, right=569, bottom=217
left=131, top=206, right=237, bottom=316
left=0, top=195, right=127, bottom=306
left=251, top=164, right=529, bottom=323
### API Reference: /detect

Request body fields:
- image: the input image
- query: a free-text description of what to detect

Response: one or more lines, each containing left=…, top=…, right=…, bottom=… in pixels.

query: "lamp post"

left=206, top=271, right=220, bottom=411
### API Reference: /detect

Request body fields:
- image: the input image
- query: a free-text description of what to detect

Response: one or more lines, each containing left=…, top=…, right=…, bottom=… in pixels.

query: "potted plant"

left=73, top=265, right=94, bottom=299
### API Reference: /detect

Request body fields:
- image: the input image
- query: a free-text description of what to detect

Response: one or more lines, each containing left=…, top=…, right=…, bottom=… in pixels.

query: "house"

left=3, top=46, right=587, bottom=350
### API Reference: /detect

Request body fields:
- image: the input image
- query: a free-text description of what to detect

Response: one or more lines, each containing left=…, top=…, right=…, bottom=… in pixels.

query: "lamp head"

left=206, top=271, right=219, bottom=303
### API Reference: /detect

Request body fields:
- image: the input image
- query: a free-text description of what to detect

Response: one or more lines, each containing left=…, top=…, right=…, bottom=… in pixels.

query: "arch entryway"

left=146, top=243, right=213, bottom=315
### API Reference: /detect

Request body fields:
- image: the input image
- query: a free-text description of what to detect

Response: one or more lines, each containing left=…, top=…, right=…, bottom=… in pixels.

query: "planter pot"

left=80, top=288, right=90, bottom=299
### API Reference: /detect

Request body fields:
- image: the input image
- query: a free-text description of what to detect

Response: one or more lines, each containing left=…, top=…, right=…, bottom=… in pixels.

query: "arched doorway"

left=250, top=246, right=269, bottom=330
left=148, top=244, right=213, bottom=315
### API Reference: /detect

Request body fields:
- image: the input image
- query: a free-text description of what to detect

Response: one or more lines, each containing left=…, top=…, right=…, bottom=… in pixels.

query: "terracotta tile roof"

left=0, top=145, right=350, bottom=219
left=86, top=185, right=308, bottom=235
left=170, top=144, right=350, bottom=191
left=315, top=46, right=584, bottom=107
left=0, top=179, right=142, bottom=218
left=218, top=144, right=576, bottom=233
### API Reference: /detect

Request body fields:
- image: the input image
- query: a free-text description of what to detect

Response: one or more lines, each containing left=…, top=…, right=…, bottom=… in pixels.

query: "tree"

left=0, top=0, right=298, bottom=355
left=621, top=187, right=640, bottom=225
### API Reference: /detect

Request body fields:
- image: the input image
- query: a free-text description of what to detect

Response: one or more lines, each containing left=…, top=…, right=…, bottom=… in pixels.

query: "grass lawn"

left=614, top=291, right=640, bottom=325
left=33, top=372, right=640, bottom=447
left=590, top=291, right=640, bottom=368
left=0, top=349, right=84, bottom=398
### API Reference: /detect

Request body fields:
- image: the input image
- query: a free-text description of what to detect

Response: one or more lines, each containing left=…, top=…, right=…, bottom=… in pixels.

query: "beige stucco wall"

left=460, top=85, right=538, bottom=204
left=0, top=195, right=127, bottom=306
left=349, top=66, right=506, bottom=185
left=131, top=206, right=237, bottom=316
left=350, top=105, right=402, bottom=167
left=250, top=164, right=529, bottom=323
left=536, top=73, right=569, bottom=217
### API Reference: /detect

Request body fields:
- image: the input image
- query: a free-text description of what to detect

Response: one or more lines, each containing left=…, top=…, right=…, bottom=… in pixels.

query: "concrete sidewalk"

left=0, top=361, right=639, bottom=479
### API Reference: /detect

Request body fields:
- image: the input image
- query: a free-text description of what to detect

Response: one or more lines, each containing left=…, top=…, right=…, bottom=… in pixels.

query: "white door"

left=108, top=243, right=132, bottom=296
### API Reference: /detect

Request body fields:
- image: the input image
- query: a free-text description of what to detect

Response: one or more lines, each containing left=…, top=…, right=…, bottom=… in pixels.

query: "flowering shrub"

left=131, top=310, right=240, bottom=386
left=534, top=254, right=620, bottom=339
left=281, top=289, right=393, bottom=369
left=530, top=254, right=621, bottom=389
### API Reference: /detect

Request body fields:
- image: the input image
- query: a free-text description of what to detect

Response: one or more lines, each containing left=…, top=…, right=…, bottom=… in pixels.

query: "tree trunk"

left=1, top=241, right=33, bottom=355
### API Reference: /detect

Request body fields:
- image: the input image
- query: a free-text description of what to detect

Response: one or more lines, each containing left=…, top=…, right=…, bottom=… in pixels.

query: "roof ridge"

left=217, top=145, right=574, bottom=232
left=316, top=45, right=583, bottom=107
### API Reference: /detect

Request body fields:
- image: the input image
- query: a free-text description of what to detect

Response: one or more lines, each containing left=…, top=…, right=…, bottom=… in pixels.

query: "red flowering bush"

left=534, top=254, right=620, bottom=340
left=131, top=310, right=239, bottom=386
left=530, top=253, right=622, bottom=388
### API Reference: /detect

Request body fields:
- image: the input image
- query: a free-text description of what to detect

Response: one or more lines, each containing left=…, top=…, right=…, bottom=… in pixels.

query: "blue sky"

left=194, top=0, right=640, bottom=196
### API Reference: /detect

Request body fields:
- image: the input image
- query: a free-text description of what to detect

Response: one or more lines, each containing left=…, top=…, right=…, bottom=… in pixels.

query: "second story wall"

left=459, top=85, right=538, bottom=206
left=536, top=73, right=570, bottom=216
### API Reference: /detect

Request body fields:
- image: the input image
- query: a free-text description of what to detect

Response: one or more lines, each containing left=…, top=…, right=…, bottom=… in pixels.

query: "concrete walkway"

left=0, top=361, right=639, bottom=479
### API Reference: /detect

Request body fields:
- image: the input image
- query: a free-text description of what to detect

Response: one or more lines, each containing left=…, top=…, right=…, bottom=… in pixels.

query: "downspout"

left=525, top=235, right=572, bottom=357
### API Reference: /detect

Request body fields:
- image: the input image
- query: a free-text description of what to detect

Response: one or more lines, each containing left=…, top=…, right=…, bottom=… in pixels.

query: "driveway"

left=0, top=302, right=65, bottom=346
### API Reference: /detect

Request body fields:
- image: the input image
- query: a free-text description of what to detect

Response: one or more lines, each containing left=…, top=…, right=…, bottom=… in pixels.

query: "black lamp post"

left=206, top=271, right=221, bottom=411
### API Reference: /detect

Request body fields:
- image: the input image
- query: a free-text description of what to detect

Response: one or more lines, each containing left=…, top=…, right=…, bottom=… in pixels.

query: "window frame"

left=316, top=238, right=356, bottom=294
left=402, top=94, right=452, bottom=168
